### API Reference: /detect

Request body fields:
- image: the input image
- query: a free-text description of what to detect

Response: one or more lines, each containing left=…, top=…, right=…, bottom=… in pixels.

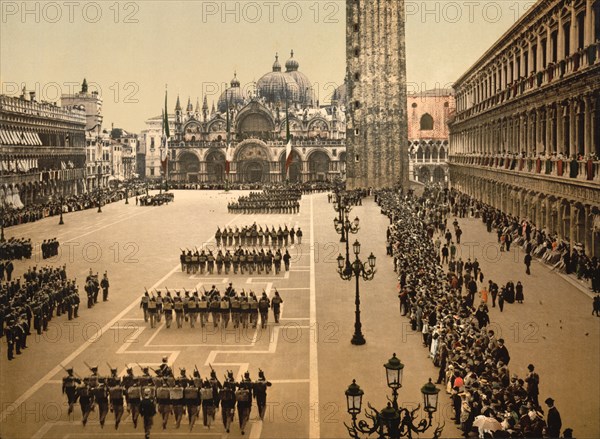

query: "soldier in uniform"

left=155, top=291, right=163, bottom=322
left=156, top=378, right=171, bottom=429
left=230, top=293, right=241, bottom=328
left=77, top=380, right=93, bottom=426
left=147, top=295, right=158, bottom=328
left=158, top=357, right=172, bottom=378
left=254, top=369, right=272, bottom=420
left=207, top=251, right=215, bottom=274
left=199, top=250, right=207, bottom=274
left=184, top=374, right=200, bottom=431
left=274, top=249, right=282, bottom=274
left=198, top=292, right=209, bottom=327
left=296, top=227, right=303, bottom=245
left=126, top=379, right=142, bottom=428
left=258, top=292, right=271, bottom=328
left=236, top=372, right=253, bottom=435
left=93, top=380, right=110, bottom=428
left=271, top=290, right=283, bottom=323
left=232, top=251, right=240, bottom=274
left=239, top=250, right=247, bottom=274
left=215, top=227, right=222, bottom=247
left=174, top=292, right=184, bottom=328
left=224, top=250, right=232, bottom=274
left=216, top=250, right=224, bottom=274
left=186, top=291, right=197, bottom=328
left=240, top=292, right=250, bottom=329
left=140, top=388, right=156, bottom=439
left=249, top=292, right=259, bottom=329
left=140, top=291, right=150, bottom=322
left=210, top=294, right=221, bottom=328
left=163, top=292, right=173, bottom=328
left=108, top=370, right=125, bottom=429
left=201, top=379, right=216, bottom=428
left=101, top=272, right=110, bottom=301
left=171, top=370, right=186, bottom=428
left=62, top=367, right=81, bottom=414
left=220, top=295, right=231, bottom=329
left=180, top=250, right=187, bottom=272
left=221, top=371, right=236, bottom=432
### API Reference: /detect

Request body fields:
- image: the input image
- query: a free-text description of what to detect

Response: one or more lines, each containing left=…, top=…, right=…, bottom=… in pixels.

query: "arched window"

left=420, top=113, right=434, bottom=130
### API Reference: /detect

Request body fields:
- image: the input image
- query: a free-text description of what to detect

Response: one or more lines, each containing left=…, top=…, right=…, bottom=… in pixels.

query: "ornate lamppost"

left=333, top=192, right=353, bottom=242
left=336, top=240, right=376, bottom=345
left=97, top=192, right=102, bottom=213
left=124, top=185, right=129, bottom=204
left=344, top=354, right=443, bottom=439
left=58, top=196, right=65, bottom=225
left=334, top=214, right=360, bottom=259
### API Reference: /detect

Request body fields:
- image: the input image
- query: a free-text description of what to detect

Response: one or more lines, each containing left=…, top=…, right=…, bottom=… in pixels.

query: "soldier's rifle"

left=60, top=364, right=83, bottom=379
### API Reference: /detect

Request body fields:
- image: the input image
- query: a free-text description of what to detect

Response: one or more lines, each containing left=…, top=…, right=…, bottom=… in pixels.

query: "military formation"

left=41, top=238, right=60, bottom=259
left=1, top=265, right=80, bottom=360
left=180, top=247, right=292, bottom=276
left=138, top=193, right=174, bottom=206
left=227, top=189, right=302, bottom=214
left=140, top=283, right=283, bottom=329
left=62, top=360, right=272, bottom=437
left=214, top=223, right=303, bottom=247
left=0, top=237, right=32, bottom=261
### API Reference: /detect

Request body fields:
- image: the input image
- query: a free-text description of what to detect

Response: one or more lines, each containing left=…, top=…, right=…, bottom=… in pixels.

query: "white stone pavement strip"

left=309, top=195, right=320, bottom=439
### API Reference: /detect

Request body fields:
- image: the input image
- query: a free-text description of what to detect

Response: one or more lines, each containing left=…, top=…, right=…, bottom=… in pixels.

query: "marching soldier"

left=108, top=372, right=125, bottom=429
left=258, top=292, right=270, bottom=328
left=156, top=378, right=171, bottom=429
left=140, top=291, right=150, bottom=322
left=187, top=291, right=198, bottom=328
left=77, top=381, right=93, bottom=426
left=249, top=292, right=259, bottom=329
left=199, top=250, right=207, bottom=274
left=184, top=375, right=201, bottom=431
left=232, top=251, right=240, bottom=274
left=155, top=291, right=163, bottom=322
left=220, top=295, right=231, bottom=329
left=230, top=293, right=241, bottom=328
left=272, top=290, right=283, bottom=323
left=201, top=379, right=216, bottom=428
left=140, top=388, right=156, bottom=439
left=163, top=293, right=173, bottom=328
left=210, top=294, right=221, bottom=328
left=216, top=250, right=224, bottom=274
left=221, top=371, right=236, bottom=432
left=62, top=367, right=81, bottom=414
left=126, top=380, right=142, bottom=428
left=224, top=250, right=232, bottom=274
left=254, top=369, right=272, bottom=420
left=236, top=372, right=253, bottom=434
left=215, top=227, right=222, bottom=247
left=207, top=251, right=215, bottom=274
left=147, top=295, right=158, bottom=328
left=198, top=292, right=209, bottom=327
left=240, top=292, right=250, bottom=329
left=174, top=292, right=184, bottom=328
left=158, top=357, right=172, bottom=378
left=180, top=250, right=187, bottom=272
left=274, top=250, right=282, bottom=274
left=171, top=370, right=186, bottom=428
left=93, top=380, right=110, bottom=428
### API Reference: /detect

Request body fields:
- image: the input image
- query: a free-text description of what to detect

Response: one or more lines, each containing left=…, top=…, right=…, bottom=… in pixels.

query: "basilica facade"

left=143, top=52, right=346, bottom=184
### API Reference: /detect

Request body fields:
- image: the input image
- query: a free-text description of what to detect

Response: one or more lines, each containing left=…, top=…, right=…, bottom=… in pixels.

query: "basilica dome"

left=217, top=73, right=246, bottom=113
left=256, top=54, right=300, bottom=106
left=285, top=50, right=314, bottom=106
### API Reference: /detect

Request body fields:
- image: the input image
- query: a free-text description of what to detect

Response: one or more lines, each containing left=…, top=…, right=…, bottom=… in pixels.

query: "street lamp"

left=58, top=196, right=64, bottom=225
left=337, top=240, right=376, bottom=345
left=0, top=207, right=5, bottom=242
left=125, top=186, right=129, bottom=204
left=344, top=358, right=443, bottom=439
left=97, top=193, right=102, bottom=213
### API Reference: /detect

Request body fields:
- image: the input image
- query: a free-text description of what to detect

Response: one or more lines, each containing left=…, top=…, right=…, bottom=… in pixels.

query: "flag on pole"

left=284, top=88, right=293, bottom=178
left=225, top=90, right=232, bottom=174
left=160, top=90, right=170, bottom=174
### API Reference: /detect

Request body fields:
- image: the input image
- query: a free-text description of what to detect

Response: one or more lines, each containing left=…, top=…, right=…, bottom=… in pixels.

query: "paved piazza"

left=0, top=190, right=598, bottom=439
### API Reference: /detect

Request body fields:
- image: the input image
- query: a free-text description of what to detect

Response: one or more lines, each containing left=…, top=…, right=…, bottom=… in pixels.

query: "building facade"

left=62, top=79, right=111, bottom=190
left=449, top=0, right=600, bottom=256
left=345, top=0, right=409, bottom=189
left=0, top=92, right=86, bottom=206
left=142, top=53, right=346, bottom=184
left=408, top=90, right=455, bottom=185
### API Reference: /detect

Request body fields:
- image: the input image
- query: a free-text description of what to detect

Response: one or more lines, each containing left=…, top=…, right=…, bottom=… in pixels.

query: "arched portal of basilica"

left=235, top=142, right=271, bottom=183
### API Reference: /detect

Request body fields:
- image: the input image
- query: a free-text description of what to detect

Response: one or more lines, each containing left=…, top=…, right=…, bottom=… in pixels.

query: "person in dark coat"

left=140, top=388, right=156, bottom=439
left=524, top=252, right=532, bottom=275
left=545, top=398, right=562, bottom=438
left=515, top=281, right=524, bottom=303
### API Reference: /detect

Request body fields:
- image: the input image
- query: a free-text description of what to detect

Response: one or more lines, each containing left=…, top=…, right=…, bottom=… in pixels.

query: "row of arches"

left=174, top=146, right=342, bottom=183
left=451, top=169, right=600, bottom=257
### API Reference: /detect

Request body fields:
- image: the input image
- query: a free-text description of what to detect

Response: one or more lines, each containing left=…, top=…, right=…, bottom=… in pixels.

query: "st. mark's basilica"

left=143, top=52, right=347, bottom=184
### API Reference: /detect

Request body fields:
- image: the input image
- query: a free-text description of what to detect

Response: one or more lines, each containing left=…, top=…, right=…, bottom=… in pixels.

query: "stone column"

left=570, top=6, right=578, bottom=54
left=584, top=94, right=592, bottom=156
left=569, top=99, right=577, bottom=157
left=558, top=13, right=565, bottom=61
left=585, top=0, right=593, bottom=46
left=557, top=102, right=565, bottom=155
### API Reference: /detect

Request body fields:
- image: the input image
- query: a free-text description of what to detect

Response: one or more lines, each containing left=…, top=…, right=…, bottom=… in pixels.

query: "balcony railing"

left=0, top=168, right=86, bottom=185
left=449, top=154, right=600, bottom=184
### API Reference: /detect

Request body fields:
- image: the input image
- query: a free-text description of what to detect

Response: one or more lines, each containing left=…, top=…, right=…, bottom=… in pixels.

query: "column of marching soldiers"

left=62, top=358, right=272, bottom=437
left=140, top=283, right=283, bottom=329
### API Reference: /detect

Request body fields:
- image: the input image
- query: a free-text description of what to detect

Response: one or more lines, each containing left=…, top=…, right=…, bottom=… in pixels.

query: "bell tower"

left=345, top=0, right=409, bottom=189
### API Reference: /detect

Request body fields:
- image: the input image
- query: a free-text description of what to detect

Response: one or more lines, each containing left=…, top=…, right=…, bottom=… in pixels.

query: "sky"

left=1, top=0, right=537, bottom=132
